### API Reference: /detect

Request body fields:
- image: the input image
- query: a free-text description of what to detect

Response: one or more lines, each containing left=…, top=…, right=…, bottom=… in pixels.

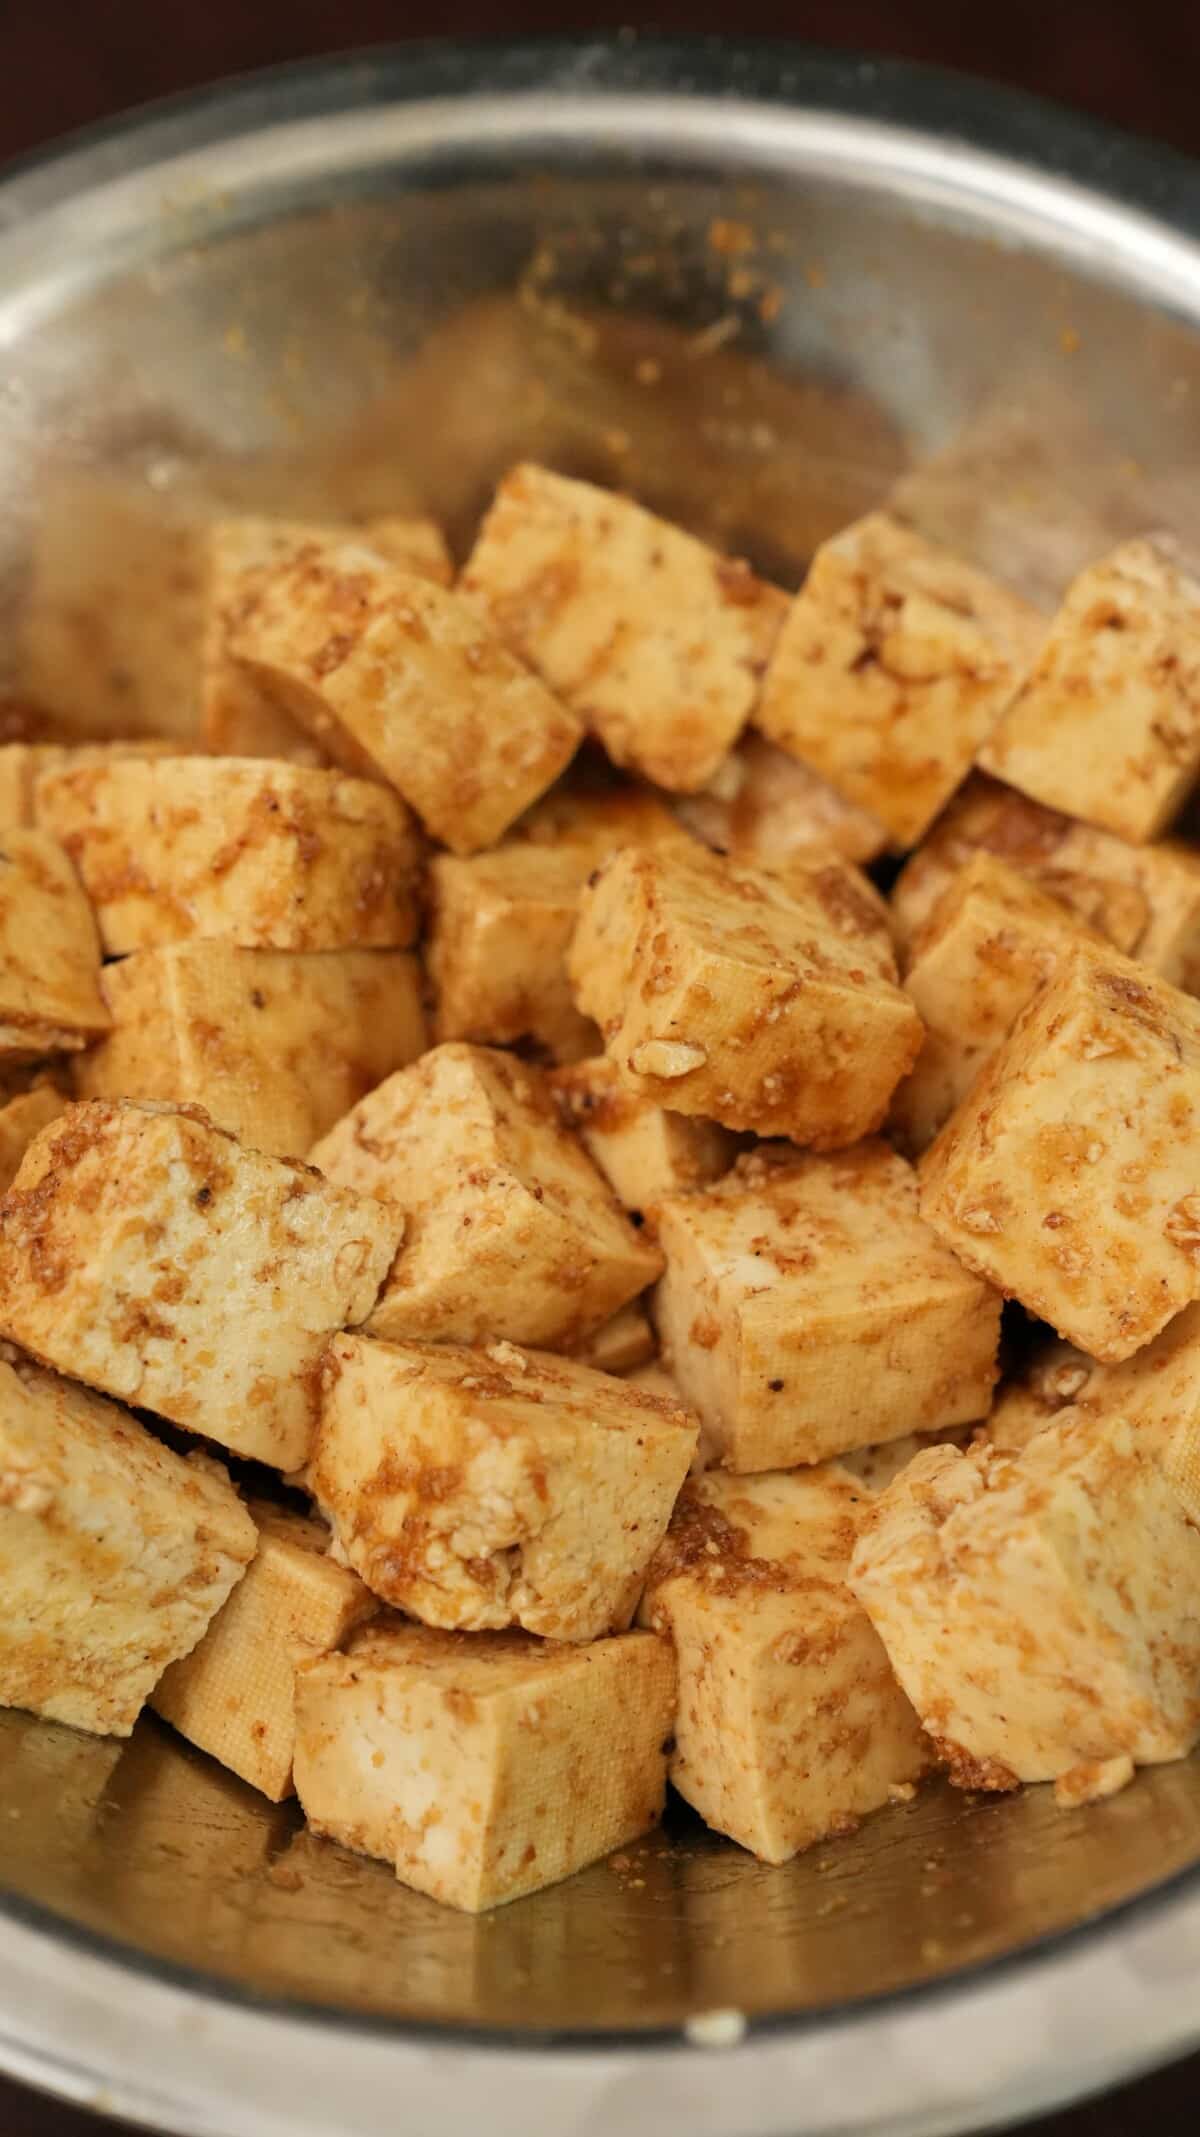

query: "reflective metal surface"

left=3, top=38, right=1200, bottom=2135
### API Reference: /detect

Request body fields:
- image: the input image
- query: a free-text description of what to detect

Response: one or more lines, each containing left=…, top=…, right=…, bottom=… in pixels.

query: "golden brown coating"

left=675, top=732, right=888, bottom=871
left=0, top=829, right=109, bottom=1059
left=0, top=1082, right=68, bottom=1196
left=550, top=1054, right=737, bottom=1211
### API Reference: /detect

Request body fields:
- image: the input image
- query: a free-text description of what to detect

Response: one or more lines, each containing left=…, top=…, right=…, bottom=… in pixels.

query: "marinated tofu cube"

left=569, top=842, right=922, bottom=1146
left=311, top=1043, right=661, bottom=1349
left=460, top=463, right=786, bottom=792
left=227, top=537, right=580, bottom=853
left=849, top=1417, right=1200, bottom=1787
left=0, top=1100, right=402, bottom=1471
left=920, top=943, right=1200, bottom=1361
left=0, top=739, right=186, bottom=830
left=675, top=733, right=888, bottom=872
left=0, top=1352, right=255, bottom=1736
left=74, top=942, right=426, bottom=1158
left=551, top=1054, right=737, bottom=1210
left=568, top=1301, right=657, bottom=1376
left=0, top=829, right=109, bottom=1058
left=152, top=1499, right=376, bottom=1800
left=293, top=1621, right=675, bottom=1911
left=0, top=1081, right=67, bottom=1194
left=653, top=1141, right=1000, bottom=1472
left=311, top=1334, right=698, bottom=1639
left=754, top=513, right=1045, bottom=848
left=980, top=538, right=1200, bottom=843
left=639, top=1469, right=928, bottom=1861
left=35, top=756, right=420, bottom=954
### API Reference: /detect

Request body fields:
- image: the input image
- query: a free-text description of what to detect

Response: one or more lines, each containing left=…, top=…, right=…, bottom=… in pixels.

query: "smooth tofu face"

left=227, top=539, right=581, bottom=853
left=311, top=1334, right=698, bottom=1640
left=755, top=513, right=1045, bottom=848
left=0, top=1082, right=67, bottom=1194
left=568, top=1300, right=657, bottom=1376
left=293, top=1621, right=675, bottom=1911
left=0, top=829, right=109, bottom=1058
left=35, top=756, right=420, bottom=955
left=311, top=1044, right=661, bottom=1349
left=920, top=945, right=1200, bottom=1361
left=427, top=845, right=598, bottom=1062
left=640, top=1469, right=928, bottom=1861
left=460, top=464, right=786, bottom=792
left=980, top=538, right=1200, bottom=843
left=551, top=1055, right=737, bottom=1211
left=0, top=1355, right=255, bottom=1736
left=75, top=942, right=427, bottom=1158
left=0, top=1100, right=402, bottom=1470
left=569, top=842, right=922, bottom=1147
left=653, top=1141, right=1000, bottom=1471
left=850, top=1422, right=1200, bottom=1786
left=152, top=1500, right=376, bottom=1800
left=675, top=733, right=888, bottom=871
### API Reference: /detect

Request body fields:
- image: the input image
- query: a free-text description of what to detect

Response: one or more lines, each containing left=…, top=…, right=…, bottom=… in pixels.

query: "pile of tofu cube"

left=4, top=469, right=1200, bottom=1914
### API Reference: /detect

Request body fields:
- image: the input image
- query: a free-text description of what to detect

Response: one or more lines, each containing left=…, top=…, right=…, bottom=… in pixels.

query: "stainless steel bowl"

left=4, top=38, right=1200, bottom=2137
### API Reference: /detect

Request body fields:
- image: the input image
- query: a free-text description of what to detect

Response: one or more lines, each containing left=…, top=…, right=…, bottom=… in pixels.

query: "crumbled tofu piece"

left=754, top=513, right=1045, bottom=847
left=0, top=1352, right=255, bottom=1736
left=551, top=1055, right=737, bottom=1210
left=35, top=756, right=420, bottom=954
left=0, top=829, right=109, bottom=1058
left=460, top=463, right=786, bottom=791
left=0, top=1082, right=67, bottom=1194
left=890, top=774, right=1200, bottom=992
left=653, top=1141, right=999, bottom=1471
left=980, top=538, right=1200, bottom=842
left=311, top=1043, right=661, bottom=1349
left=293, top=1620, right=675, bottom=1910
left=1054, top=1755, right=1135, bottom=1809
left=227, top=538, right=580, bottom=853
left=891, top=855, right=1099, bottom=1152
left=311, top=1334, right=697, bottom=1639
left=675, top=733, right=888, bottom=871
left=920, top=943, right=1200, bottom=1361
left=0, top=1100, right=402, bottom=1470
left=0, top=739, right=186, bottom=830
left=75, top=942, right=426, bottom=1158
left=850, top=1418, right=1200, bottom=1786
left=639, top=1468, right=927, bottom=1861
left=569, top=842, right=922, bottom=1146
left=836, top=1428, right=974, bottom=1494
left=569, top=1301, right=657, bottom=1376
left=152, top=1499, right=376, bottom=1799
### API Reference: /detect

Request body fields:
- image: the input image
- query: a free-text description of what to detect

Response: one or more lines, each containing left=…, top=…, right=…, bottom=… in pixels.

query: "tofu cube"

left=460, top=463, right=786, bottom=792
left=568, top=1301, right=657, bottom=1376
left=152, top=1499, right=376, bottom=1800
left=754, top=513, right=1045, bottom=848
left=0, top=1099, right=402, bottom=1470
left=293, top=1621, right=675, bottom=1910
left=551, top=1054, right=737, bottom=1210
left=0, top=1352, right=255, bottom=1736
left=35, top=756, right=420, bottom=954
left=980, top=538, right=1200, bottom=842
left=920, top=943, right=1200, bottom=1361
left=0, top=1081, right=67, bottom=1194
left=639, top=1469, right=928, bottom=1861
left=674, top=733, right=888, bottom=871
left=311, top=1334, right=698, bottom=1639
left=74, top=942, right=427, bottom=1158
left=227, top=537, right=580, bottom=853
left=850, top=1419, right=1200, bottom=1787
left=891, top=855, right=1098, bottom=1152
left=653, top=1141, right=1000, bottom=1472
left=0, top=829, right=109, bottom=1058
left=0, top=739, right=187, bottom=830
left=569, top=842, right=922, bottom=1146
left=310, top=1043, right=661, bottom=1349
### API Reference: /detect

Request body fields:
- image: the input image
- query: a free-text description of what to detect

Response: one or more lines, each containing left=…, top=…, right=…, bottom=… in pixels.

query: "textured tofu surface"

left=980, top=538, right=1200, bottom=842
left=0, top=1100, right=402, bottom=1470
left=311, top=1334, right=698, bottom=1640
left=920, top=943, right=1200, bottom=1360
left=427, top=844, right=599, bottom=1062
left=35, top=756, right=420, bottom=954
left=653, top=1141, right=999, bottom=1471
left=755, top=513, right=1045, bottom=847
left=293, top=1620, right=675, bottom=1910
left=640, top=1468, right=928, bottom=1860
left=460, top=463, right=786, bottom=791
left=0, top=828, right=109, bottom=1057
left=0, top=1354, right=255, bottom=1735
left=676, top=733, right=888, bottom=871
left=850, top=1419, right=1200, bottom=1786
left=569, top=842, right=922, bottom=1146
left=152, top=1498, right=376, bottom=1799
left=228, top=537, right=580, bottom=852
left=551, top=1054, right=737, bottom=1210
left=76, top=942, right=426, bottom=1158
left=0, top=739, right=187, bottom=831
left=312, top=1044, right=661, bottom=1349
left=0, top=1082, right=67, bottom=1194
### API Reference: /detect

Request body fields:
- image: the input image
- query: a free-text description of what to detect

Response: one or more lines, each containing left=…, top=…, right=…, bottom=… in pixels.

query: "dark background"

left=1, top=2, right=1199, bottom=2133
